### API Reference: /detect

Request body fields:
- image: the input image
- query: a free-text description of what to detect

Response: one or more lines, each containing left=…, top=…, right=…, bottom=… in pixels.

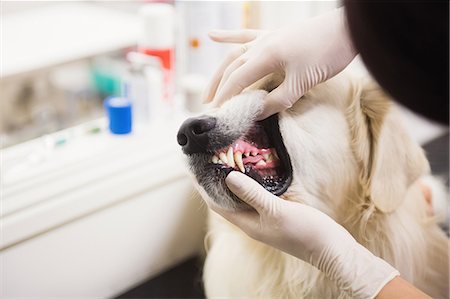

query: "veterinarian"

left=203, top=2, right=448, bottom=299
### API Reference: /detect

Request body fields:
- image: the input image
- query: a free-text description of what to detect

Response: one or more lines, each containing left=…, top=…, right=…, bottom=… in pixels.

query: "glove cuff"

left=317, top=242, right=399, bottom=299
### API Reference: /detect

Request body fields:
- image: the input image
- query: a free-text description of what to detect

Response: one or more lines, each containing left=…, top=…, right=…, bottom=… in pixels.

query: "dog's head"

left=177, top=75, right=293, bottom=210
left=177, top=72, right=430, bottom=214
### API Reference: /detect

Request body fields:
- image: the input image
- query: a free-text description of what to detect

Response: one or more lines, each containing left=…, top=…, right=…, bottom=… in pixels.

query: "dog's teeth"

left=272, top=151, right=279, bottom=160
left=227, top=147, right=235, bottom=168
left=266, top=154, right=273, bottom=162
left=219, top=152, right=228, bottom=164
left=263, top=153, right=269, bottom=160
left=212, top=155, right=219, bottom=164
left=251, top=152, right=258, bottom=156
left=234, top=151, right=245, bottom=173
left=256, top=160, right=266, bottom=166
left=244, top=152, right=250, bottom=157
left=217, top=159, right=223, bottom=164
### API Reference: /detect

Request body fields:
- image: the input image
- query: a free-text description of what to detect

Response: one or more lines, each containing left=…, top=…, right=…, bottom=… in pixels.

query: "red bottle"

left=138, top=4, right=175, bottom=104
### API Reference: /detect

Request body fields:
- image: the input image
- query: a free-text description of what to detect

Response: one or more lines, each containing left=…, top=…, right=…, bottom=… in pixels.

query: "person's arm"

left=203, top=8, right=357, bottom=120
left=377, top=277, right=431, bottom=299
left=206, top=171, right=431, bottom=299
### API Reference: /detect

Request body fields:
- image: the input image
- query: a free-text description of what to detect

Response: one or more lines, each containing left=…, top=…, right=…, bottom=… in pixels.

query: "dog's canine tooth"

left=263, top=153, right=269, bottom=160
left=251, top=151, right=258, bottom=156
left=227, top=147, right=235, bottom=168
left=219, top=152, right=228, bottom=164
left=244, top=152, right=250, bottom=157
left=235, top=151, right=245, bottom=173
left=217, top=159, right=223, bottom=164
left=212, top=155, right=219, bottom=164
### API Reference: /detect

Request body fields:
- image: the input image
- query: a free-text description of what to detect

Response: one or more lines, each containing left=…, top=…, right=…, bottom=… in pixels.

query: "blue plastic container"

left=104, top=97, right=132, bottom=134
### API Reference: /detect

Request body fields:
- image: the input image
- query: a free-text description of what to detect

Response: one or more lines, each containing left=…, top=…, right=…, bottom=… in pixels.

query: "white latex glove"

left=208, top=171, right=399, bottom=299
left=203, top=8, right=357, bottom=120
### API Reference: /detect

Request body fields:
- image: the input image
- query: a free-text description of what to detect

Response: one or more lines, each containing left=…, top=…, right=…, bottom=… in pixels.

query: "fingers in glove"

left=257, top=78, right=304, bottom=120
left=225, top=171, right=282, bottom=216
left=214, top=56, right=248, bottom=105
left=213, top=57, right=274, bottom=108
left=203, top=44, right=249, bottom=103
left=208, top=29, right=260, bottom=43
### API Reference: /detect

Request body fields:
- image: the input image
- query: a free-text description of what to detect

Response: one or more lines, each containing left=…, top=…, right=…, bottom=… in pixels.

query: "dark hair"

left=345, top=0, right=449, bottom=124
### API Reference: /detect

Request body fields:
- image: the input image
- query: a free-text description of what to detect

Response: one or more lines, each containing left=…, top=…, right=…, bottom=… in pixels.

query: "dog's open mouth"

left=209, top=115, right=292, bottom=196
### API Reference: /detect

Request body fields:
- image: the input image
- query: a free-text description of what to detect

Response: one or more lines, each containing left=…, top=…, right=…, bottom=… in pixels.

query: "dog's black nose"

left=177, top=116, right=217, bottom=154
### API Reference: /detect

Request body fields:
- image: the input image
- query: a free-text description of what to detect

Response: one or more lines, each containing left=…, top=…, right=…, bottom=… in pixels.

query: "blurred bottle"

left=90, top=54, right=126, bottom=98
left=181, top=74, right=207, bottom=114
left=124, top=52, right=163, bottom=124
left=138, top=3, right=175, bottom=106
left=175, top=2, right=256, bottom=115
left=176, top=2, right=255, bottom=78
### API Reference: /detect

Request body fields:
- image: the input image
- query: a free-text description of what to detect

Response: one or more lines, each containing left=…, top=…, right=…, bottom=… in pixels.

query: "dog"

left=177, top=71, right=449, bottom=298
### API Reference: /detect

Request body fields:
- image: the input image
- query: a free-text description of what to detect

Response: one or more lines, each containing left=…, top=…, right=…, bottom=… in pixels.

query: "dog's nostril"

left=192, top=124, right=203, bottom=135
left=177, top=133, right=188, bottom=146
left=192, top=120, right=215, bottom=135
left=177, top=116, right=217, bottom=154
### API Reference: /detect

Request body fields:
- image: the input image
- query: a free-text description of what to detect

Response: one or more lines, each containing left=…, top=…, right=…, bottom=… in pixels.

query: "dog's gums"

left=211, top=140, right=279, bottom=172
left=210, top=138, right=284, bottom=194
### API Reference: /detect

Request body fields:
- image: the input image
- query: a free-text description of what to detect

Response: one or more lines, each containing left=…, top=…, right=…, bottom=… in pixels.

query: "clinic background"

left=1, top=1, right=338, bottom=147
left=1, top=1, right=447, bottom=298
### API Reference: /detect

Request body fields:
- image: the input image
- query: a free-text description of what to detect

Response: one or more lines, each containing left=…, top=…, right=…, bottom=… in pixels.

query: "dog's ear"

left=349, top=80, right=430, bottom=213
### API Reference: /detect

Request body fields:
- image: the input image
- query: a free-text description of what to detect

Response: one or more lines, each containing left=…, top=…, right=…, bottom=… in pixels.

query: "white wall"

left=258, top=1, right=339, bottom=29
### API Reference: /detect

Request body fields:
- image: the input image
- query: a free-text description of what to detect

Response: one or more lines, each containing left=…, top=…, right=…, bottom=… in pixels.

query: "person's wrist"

left=343, top=244, right=399, bottom=299
left=348, top=244, right=399, bottom=299
left=313, top=240, right=398, bottom=299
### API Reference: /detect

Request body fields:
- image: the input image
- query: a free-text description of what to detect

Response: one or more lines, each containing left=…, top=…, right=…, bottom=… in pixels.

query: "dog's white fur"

left=200, top=73, right=449, bottom=298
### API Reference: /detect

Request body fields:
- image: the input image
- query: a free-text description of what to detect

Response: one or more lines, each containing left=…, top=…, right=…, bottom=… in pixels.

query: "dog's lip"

left=252, top=114, right=293, bottom=195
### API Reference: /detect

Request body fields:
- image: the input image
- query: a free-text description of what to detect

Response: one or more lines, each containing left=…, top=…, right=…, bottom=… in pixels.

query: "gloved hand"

left=207, top=171, right=399, bottom=299
left=203, top=8, right=357, bottom=120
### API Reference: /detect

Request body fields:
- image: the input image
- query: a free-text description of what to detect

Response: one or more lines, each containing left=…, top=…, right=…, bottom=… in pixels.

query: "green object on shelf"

left=91, top=67, right=122, bottom=97
left=87, top=127, right=101, bottom=134
left=55, top=137, right=67, bottom=147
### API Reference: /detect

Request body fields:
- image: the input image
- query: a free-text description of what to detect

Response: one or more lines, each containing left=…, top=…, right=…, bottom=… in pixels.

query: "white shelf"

left=1, top=117, right=189, bottom=248
left=0, top=117, right=206, bottom=298
left=2, top=2, right=140, bottom=78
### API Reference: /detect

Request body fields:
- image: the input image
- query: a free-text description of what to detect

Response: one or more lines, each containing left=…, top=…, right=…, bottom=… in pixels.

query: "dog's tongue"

left=242, top=155, right=264, bottom=164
